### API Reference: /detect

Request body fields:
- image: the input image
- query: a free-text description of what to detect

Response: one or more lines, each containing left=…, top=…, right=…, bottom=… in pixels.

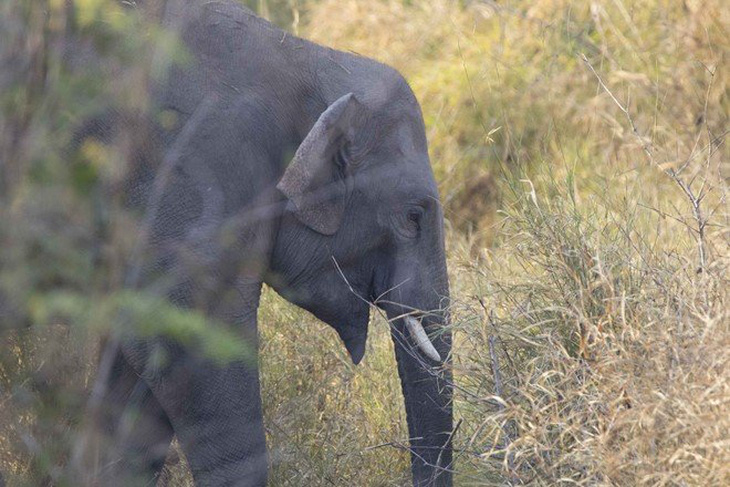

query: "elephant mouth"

left=373, top=290, right=442, bottom=362
left=337, top=312, right=442, bottom=365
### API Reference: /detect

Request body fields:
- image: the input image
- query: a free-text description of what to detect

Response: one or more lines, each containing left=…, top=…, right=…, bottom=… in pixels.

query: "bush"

left=450, top=170, right=729, bottom=484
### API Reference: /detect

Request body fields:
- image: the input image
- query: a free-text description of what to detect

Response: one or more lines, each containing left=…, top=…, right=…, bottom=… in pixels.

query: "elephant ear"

left=277, top=93, right=363, bottom=235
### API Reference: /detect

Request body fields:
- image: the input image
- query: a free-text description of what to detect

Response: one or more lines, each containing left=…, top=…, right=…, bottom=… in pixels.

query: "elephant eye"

left=390, top=206, right=425, bottom=239
left=336, top=142, right=362, bottom=172
left=403, top=207, right=423, bottom=238
left=407, top=209, right=422, bottom=231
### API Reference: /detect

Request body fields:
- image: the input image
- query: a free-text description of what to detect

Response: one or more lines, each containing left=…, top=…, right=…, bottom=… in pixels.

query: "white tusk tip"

left=404, top=316, right=442, bottom=362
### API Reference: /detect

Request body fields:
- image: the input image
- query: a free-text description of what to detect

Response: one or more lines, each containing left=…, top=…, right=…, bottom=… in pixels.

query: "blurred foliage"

left=1, top=0, right=728, bottom=485
left=0, top=1, right=242, bottom=483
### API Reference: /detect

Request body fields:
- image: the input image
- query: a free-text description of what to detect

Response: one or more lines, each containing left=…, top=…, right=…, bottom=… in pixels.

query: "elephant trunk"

left=385, top=264, right=453, bottom=487
left=392, top=312, right=452, bottom=486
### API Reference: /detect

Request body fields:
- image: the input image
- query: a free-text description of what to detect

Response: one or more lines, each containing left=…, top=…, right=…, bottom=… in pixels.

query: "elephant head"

left=268, top=75, right=453, bottom=486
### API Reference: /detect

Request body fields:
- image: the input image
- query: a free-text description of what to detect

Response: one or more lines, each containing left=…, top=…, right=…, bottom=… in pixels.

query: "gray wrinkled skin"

left=77, top=1, right=452, bottom=485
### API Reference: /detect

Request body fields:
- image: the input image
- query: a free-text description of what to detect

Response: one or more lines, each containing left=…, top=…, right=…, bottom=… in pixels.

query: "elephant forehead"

left=360, top=166, right=438, bottom=206
left=359, top=156, right=427, bottom=184
left=396, top=153, right=438, bottom=189
left=377, top=109, right=424, bottom=145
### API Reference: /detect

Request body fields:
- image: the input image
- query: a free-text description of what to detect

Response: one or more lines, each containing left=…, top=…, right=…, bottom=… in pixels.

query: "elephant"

left=75, top=1, right=453, bottom=485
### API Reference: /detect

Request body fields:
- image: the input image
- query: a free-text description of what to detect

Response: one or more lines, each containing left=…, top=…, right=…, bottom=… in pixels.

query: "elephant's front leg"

left=123, top=199, right=271, bottom=485
left=180, top=360, right=267, bottom=487
left=92, top=346, right=175, bottom=486
left=117, top=94, right=279, bottom=485
left=121, top=277, right=268, bottom=487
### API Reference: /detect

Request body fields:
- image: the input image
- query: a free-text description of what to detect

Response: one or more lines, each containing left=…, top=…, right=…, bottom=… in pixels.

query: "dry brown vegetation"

left=1, top=0, right=728, bottom=485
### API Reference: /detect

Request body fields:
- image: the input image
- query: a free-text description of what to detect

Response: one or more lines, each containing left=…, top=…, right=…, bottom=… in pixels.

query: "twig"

left=488, top=336, right=504, bottom=402
left=671, top=174, right=708, bottom=272
left=436, top=418, right=463, bottom=478
left=580, top=53, right=654, bottom=163
left=581, top=53, right=715, bottom=274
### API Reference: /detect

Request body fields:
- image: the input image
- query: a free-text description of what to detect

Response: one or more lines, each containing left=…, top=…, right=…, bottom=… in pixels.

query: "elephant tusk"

left=404, top=316, right=441, bottom=362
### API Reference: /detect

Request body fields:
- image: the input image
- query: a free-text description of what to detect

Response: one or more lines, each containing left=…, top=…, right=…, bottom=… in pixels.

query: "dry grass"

left=449, top=174, right=729, bottom=484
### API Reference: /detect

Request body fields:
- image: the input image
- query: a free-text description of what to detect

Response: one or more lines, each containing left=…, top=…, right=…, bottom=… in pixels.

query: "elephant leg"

left=119, top=276, right=268, bottom=486
left=116, top=94, right=275, bottom=485
left=121, top=338, right=267, bottom=487
left=96, top=347, right=175, bottom=486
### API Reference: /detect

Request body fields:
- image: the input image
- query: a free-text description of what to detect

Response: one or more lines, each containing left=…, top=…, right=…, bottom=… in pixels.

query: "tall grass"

left=449, top=170, right=728, bottom=484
